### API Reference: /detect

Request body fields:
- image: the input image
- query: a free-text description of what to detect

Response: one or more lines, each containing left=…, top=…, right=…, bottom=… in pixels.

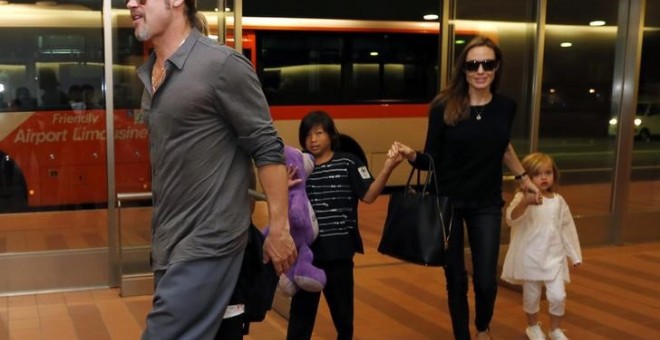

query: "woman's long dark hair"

left=431, top=36, right=503, bottom=125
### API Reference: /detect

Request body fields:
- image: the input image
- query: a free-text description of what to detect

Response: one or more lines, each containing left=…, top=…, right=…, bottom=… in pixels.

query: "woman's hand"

left=383, top=143, right=405, bottom=170
left=520, top=176, right=543, bottom=204
left=393, top=141, right=417, bottom=162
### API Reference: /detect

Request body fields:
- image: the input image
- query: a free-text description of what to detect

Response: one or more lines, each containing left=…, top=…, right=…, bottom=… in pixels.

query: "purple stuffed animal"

left=278, top=146, right=327, bottom=296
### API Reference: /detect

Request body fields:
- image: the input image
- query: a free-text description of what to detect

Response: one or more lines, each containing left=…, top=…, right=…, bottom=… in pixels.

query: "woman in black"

left=395, top=36, right=541, bottom=340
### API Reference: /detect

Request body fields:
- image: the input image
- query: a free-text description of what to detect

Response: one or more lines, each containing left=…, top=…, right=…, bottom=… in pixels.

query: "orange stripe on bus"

left=269, top=104, right=430, bottom=120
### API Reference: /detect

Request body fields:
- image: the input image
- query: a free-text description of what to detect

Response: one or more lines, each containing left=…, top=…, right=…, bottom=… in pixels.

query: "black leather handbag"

left=378, top=154, right=452, bottom=266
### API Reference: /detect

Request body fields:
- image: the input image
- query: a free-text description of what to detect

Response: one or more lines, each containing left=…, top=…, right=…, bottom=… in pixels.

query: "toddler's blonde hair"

left=521, top=152, right=560, bottom=192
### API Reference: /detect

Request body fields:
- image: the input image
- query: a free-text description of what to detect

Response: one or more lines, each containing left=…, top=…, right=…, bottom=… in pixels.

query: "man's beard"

left=135, top=26, right=150, bottom=42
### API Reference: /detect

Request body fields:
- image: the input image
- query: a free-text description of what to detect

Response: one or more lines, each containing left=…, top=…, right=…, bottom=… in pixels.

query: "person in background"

left=286, top=111, right=403, bottom=340
left=38, top=69, right=68, bottom=109
left=81, top=84, right=98, bottom=109
left=393, top=36, right=541, bottom=340
left=10, top=87, right=38, bottom=110
left=68, top=85, right=85, bottom=112
left=0, top=92, right=7, bottom=110
left=125, top=0, right=297, bottom=338
left=501, top=152, right=582, bottom=340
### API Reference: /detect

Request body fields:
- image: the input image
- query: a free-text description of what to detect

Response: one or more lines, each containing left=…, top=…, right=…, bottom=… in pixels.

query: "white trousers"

left=522, top=273, right=566, bottom=316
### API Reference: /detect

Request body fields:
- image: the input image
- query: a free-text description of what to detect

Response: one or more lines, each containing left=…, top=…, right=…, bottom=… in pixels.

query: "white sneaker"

left=548, top=328, right=569, bottom=340
left=525, top=323, right=546, bottom=340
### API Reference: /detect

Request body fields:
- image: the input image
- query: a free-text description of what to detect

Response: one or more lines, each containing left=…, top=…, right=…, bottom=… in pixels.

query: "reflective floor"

left=1, top=197, right=659, bottom=339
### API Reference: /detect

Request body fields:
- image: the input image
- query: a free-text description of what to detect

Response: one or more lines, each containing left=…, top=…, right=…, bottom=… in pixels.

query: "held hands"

left=519, top=176, right=543, bottom=205
left=391, top=141, right=417, bottom=162
left=384, top=143, right=405, bottom=169
left=521, top=188, right=540, bottom=206
left=263, top=224, right=297, bottom=276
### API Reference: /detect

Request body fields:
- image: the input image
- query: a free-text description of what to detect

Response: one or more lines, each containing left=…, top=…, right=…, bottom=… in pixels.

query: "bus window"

left=258, top=32, right=343, bottom=105
left=257, top=30, right=438, bottom=106
left=350, top=33, right=437, bottom=103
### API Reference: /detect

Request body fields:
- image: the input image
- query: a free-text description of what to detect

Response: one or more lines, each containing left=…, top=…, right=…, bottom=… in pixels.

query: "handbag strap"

left=404, top=154, right=434, bottom=194
left=420, top=153, right=452, bottom=250
left=423, top=153, right=440, bottom=197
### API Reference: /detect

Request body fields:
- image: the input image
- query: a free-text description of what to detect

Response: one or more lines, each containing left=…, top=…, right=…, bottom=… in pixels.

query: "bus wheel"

left=337, top=133, right=368, bottom=168
left=0, top=152, right=28, bottom=213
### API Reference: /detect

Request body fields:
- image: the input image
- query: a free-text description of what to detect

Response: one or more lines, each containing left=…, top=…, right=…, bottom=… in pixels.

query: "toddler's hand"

left=523, top=191, right=538, bottom=205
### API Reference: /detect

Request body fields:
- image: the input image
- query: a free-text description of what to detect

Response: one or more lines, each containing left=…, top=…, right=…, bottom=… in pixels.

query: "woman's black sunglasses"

left=463, top=59, right=498, bottom=72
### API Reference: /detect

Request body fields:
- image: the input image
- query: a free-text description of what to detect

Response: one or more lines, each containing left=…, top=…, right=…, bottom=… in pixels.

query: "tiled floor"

left=0, top=289, right=147, bottom=340
left=1, top=197, right=660, bottom=339
left=1, top=241, right=659, bottom=340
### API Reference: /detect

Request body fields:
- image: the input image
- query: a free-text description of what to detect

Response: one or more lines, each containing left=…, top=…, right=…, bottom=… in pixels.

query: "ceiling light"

left=589, top=20, right=606, bottom=26
left=423, top=14, right=439, bottom=21
left=560, top=42, right=573, bottom=48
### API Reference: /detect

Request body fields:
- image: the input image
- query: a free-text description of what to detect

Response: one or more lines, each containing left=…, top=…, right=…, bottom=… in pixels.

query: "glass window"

left=628, top=0, right=660, bottom=214
left=0, top=3, right=107, bottom=255
left=110, top=3, right=154, bottom=283
left=540, top=0, right=619, bottom=216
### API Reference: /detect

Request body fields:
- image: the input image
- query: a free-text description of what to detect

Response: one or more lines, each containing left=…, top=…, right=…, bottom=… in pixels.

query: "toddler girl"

left=501, top=152, right=582, bottom=340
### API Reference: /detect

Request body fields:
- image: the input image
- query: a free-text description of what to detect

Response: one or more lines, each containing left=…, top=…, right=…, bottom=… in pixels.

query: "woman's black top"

left=411, top=94, right=516, bottom=207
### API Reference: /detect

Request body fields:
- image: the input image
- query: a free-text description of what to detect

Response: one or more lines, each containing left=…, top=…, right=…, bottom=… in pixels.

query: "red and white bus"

left=0, top=5, right=491, bottom=212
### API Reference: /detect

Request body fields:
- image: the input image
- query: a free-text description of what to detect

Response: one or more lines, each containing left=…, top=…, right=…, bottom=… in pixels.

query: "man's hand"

left=263, top=224, right=297, bottom=275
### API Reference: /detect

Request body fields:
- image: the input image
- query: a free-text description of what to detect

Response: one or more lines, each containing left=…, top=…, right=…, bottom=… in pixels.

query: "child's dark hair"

left=298, top=111, right=340, bottom=152
left=521, top=152, right=560, bottom=192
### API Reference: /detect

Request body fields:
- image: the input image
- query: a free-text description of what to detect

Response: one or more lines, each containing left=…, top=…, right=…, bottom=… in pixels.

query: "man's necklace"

left=151, top=65, right=166, bottom=93
left=151, top=39, right=186, bottom=93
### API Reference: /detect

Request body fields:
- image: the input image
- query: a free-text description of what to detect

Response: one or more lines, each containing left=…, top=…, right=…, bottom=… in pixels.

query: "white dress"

left=501, top=192, right=582, bottom=284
